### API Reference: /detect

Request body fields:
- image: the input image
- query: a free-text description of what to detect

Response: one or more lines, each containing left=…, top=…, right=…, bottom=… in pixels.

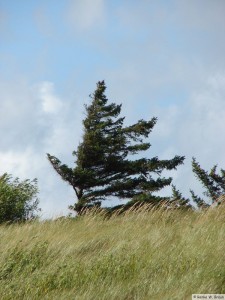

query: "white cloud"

left=158, top=72, right=225, bottom=200
left=183, top=73, right=225, bottom=157
left=0, top=149, right=38, bottom=179
left=0, top=77, right=84, bottom=218
left=38, top=81, right=63, bottom=113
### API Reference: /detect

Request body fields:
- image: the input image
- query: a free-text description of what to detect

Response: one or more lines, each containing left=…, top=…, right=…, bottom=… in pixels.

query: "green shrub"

left=0, top=173, right=40, bottom=223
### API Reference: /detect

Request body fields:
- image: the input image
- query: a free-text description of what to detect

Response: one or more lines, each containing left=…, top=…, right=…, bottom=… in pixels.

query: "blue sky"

left=1, top=0, right=225, bottom=218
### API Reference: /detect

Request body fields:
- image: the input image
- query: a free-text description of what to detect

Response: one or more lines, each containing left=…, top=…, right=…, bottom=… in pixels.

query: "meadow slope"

left=0, top=206, right=225, bottom=300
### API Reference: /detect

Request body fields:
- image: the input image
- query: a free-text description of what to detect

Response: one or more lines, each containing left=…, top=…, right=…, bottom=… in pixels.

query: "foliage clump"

left=0, top=173, right=40, bottom=223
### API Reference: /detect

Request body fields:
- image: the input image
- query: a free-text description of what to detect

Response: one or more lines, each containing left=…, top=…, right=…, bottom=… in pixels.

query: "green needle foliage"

left=169, top=185, right=191, bottom=209
left=47, top=81, right=185, bottom=213
left=0, top=173, right=40, bottom=223
left=191, top=157, right=225, bottom=208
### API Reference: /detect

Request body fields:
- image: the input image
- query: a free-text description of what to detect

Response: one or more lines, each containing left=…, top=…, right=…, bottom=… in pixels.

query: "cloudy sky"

left=1, top=0, right=225, bottom=218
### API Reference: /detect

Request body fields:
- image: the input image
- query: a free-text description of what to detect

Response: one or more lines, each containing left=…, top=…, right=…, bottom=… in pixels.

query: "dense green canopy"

left=0, top=173, right=40, bottom=223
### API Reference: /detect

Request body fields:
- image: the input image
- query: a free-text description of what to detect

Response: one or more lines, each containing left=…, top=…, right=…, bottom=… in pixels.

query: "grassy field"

left=0, top=205, right=225, bottom=300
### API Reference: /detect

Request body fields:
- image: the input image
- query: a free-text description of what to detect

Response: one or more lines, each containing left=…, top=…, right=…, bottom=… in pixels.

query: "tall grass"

left=0, top=205, right=225, bottom=299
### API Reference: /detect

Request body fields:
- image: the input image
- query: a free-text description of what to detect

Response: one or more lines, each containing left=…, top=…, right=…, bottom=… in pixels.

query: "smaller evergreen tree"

left=191, top=157, right=225, bottom=207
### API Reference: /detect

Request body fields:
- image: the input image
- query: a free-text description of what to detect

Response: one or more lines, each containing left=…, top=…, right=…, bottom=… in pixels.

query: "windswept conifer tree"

left=47, top=81, right=185, bottom=213
left=191, top=157, right=225, bottom=208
